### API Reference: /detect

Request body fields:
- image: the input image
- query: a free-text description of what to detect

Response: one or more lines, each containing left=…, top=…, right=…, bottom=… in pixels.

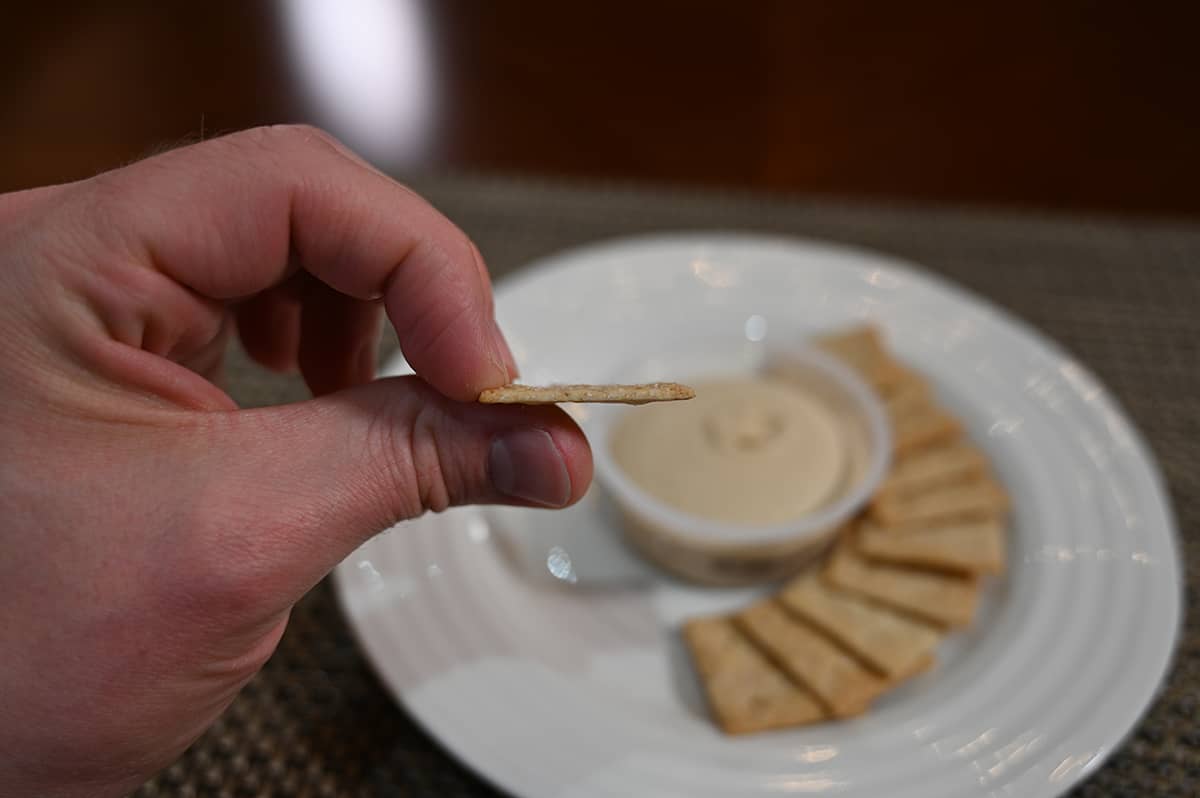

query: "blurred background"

left=3, top=0, right=1199, bottom=215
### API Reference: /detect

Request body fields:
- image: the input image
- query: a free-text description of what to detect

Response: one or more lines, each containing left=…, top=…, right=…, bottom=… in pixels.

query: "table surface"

left=126, top=173, right=1200, bottom=797
left=4, top=1, right=1200, bottom=215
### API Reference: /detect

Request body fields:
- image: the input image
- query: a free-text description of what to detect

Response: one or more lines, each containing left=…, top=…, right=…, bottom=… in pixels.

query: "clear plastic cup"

left=590, top=343, right=892, bottom=586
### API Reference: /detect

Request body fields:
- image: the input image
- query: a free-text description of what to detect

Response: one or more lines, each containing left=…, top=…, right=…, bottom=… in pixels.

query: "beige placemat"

left=133, top=174, right=1200, bottom=797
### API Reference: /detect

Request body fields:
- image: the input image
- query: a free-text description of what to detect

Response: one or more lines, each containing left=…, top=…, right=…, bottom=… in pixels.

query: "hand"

left=0, top=125, right=592, bottom=797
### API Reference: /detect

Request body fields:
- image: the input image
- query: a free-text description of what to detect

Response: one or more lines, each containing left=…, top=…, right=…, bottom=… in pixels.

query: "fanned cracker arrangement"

left=683, top=325, right=1010, bottom=734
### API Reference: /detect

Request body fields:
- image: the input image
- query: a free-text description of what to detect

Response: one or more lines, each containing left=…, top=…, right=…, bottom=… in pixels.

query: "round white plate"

left=333, top=234, right=1181, bottom=798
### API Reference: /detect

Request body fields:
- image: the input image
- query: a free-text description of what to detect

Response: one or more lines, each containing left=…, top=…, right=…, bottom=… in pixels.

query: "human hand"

left=0, top=125, right=592, bottom=797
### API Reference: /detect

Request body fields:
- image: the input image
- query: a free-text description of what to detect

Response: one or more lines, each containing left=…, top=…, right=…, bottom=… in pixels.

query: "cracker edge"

left=477, top=382, right=696, bottom=405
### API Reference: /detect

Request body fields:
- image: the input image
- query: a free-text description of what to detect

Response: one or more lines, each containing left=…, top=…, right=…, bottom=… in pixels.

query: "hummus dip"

left=610, top=377, right=847, bottom=526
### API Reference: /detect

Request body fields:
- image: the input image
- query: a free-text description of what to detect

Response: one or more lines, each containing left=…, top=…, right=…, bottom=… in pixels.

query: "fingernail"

left=489, top=429, right=571, bottom=507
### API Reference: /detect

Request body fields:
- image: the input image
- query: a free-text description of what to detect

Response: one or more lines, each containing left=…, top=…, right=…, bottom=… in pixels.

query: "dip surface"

left=610, top=377, right=846, bottom=525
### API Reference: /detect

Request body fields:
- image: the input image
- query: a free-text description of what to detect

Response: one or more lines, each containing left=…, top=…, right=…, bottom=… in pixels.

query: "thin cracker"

left=894, top=651, right=936, bottom=682
left=813, top=325, right=889, bottom=374
left=883, top=372, right=933, bottom=418
left=872, top=476, right=1009, bottom=526
left=736, top=600, right=890, bottom=717
left=813, top=325, right=907, bottom=390
left=877, top=361, right=930, bottom=399
left=777, top=573, right=941, bottom=678
left=876, top=441, right=990, bottom=501
left=825, top=540, right=980, bottom=628
left=892, top=405, right=963, bottom=456
left=478, top=382, right=695, bottom=405
left=857, top=519, right=1006, bottom=576
left=683, top=616, right=826, bottom=734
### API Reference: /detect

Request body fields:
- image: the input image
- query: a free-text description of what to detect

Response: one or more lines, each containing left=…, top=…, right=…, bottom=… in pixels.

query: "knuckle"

left=362, top=395, right=427, bottom=521
left=230, top=123, right=342, bottom=158
left=361, top=383, right=466, bottom=519
left=68, top=172, right=131, bottom=242
left=401, top=291, right=475, bottom=361
left=410, top=401, right=454, bottom=513
left=271, top=122, right=339, bottom=145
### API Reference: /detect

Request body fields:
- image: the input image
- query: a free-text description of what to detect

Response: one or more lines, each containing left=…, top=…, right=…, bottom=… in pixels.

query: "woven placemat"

left=133, top=176, right=1200, bottom=797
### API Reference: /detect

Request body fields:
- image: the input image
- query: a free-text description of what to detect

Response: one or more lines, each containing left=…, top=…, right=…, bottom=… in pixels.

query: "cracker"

left=879, top=361, right=937, bottom=399
left=682, top=616, right=826, bottom=734
left=813, top=325, right=888, bottom=373
left=825, top=540, right=980, bottom=628
left=478, top=382, right=695, bottom=405
left=883, top=371, right=933, bottom=417
left=857, top=519, right=1006, bottom=576
left=736, top=600, right=890, bottom=717
left=876, top=442, right=990, bottom=501
left=812, top=325, right=905, bottom=388
left=872, top=476, right=1009, bottom=526
left=894, top=651, right=936, bottom=682
left=777, top=573, right=941, bottom=678
left=892, top=405, right=963, bottom=456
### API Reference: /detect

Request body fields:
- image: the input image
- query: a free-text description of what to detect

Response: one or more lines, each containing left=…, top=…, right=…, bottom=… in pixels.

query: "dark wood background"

left=3, top=1, right=1198, bottom=214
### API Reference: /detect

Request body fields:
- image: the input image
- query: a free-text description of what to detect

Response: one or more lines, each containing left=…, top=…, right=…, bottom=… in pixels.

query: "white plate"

left=333, top=234, right=1181, bottom=798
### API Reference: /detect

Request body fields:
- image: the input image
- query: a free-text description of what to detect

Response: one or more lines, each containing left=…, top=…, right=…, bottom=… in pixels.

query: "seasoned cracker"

left=876, top=442, right=990, bottom=501
left=872, top=476, right=1009, bottom=526
left=877, top=361, right=928, bottom=397
left=683, top=616, right=826, bottom=734
left=736, top=600, right=889, bottom=717
left=478, top=382, right=695, bottom=405
left=857, top=519, right=1006, bottom=576
left=813, top=325, right=888, bottom=373
left=825, top=540, right=980, bottom=628
left=894, top=651, right=936, bottom=681
left=878, top=353, right=942, bottom=393
left=892, top=405, right=963, bottom=456
left=883, top=372, right=933, bottom=418
left=813, top=325, right=907, bottom=389
left=777, top=573, right=941, bottom=678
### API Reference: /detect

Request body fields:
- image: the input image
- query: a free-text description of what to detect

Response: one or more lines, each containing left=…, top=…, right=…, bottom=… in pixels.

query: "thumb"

left=202, top=376, right=592, bottom=605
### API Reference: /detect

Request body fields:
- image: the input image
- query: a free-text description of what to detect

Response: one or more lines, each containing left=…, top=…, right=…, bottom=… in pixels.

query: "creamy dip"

left=610, top=377, right=847, bottom=525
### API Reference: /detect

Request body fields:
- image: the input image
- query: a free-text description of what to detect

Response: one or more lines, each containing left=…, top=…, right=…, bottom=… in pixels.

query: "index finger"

left=70, top=124, right=513, bottom=401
